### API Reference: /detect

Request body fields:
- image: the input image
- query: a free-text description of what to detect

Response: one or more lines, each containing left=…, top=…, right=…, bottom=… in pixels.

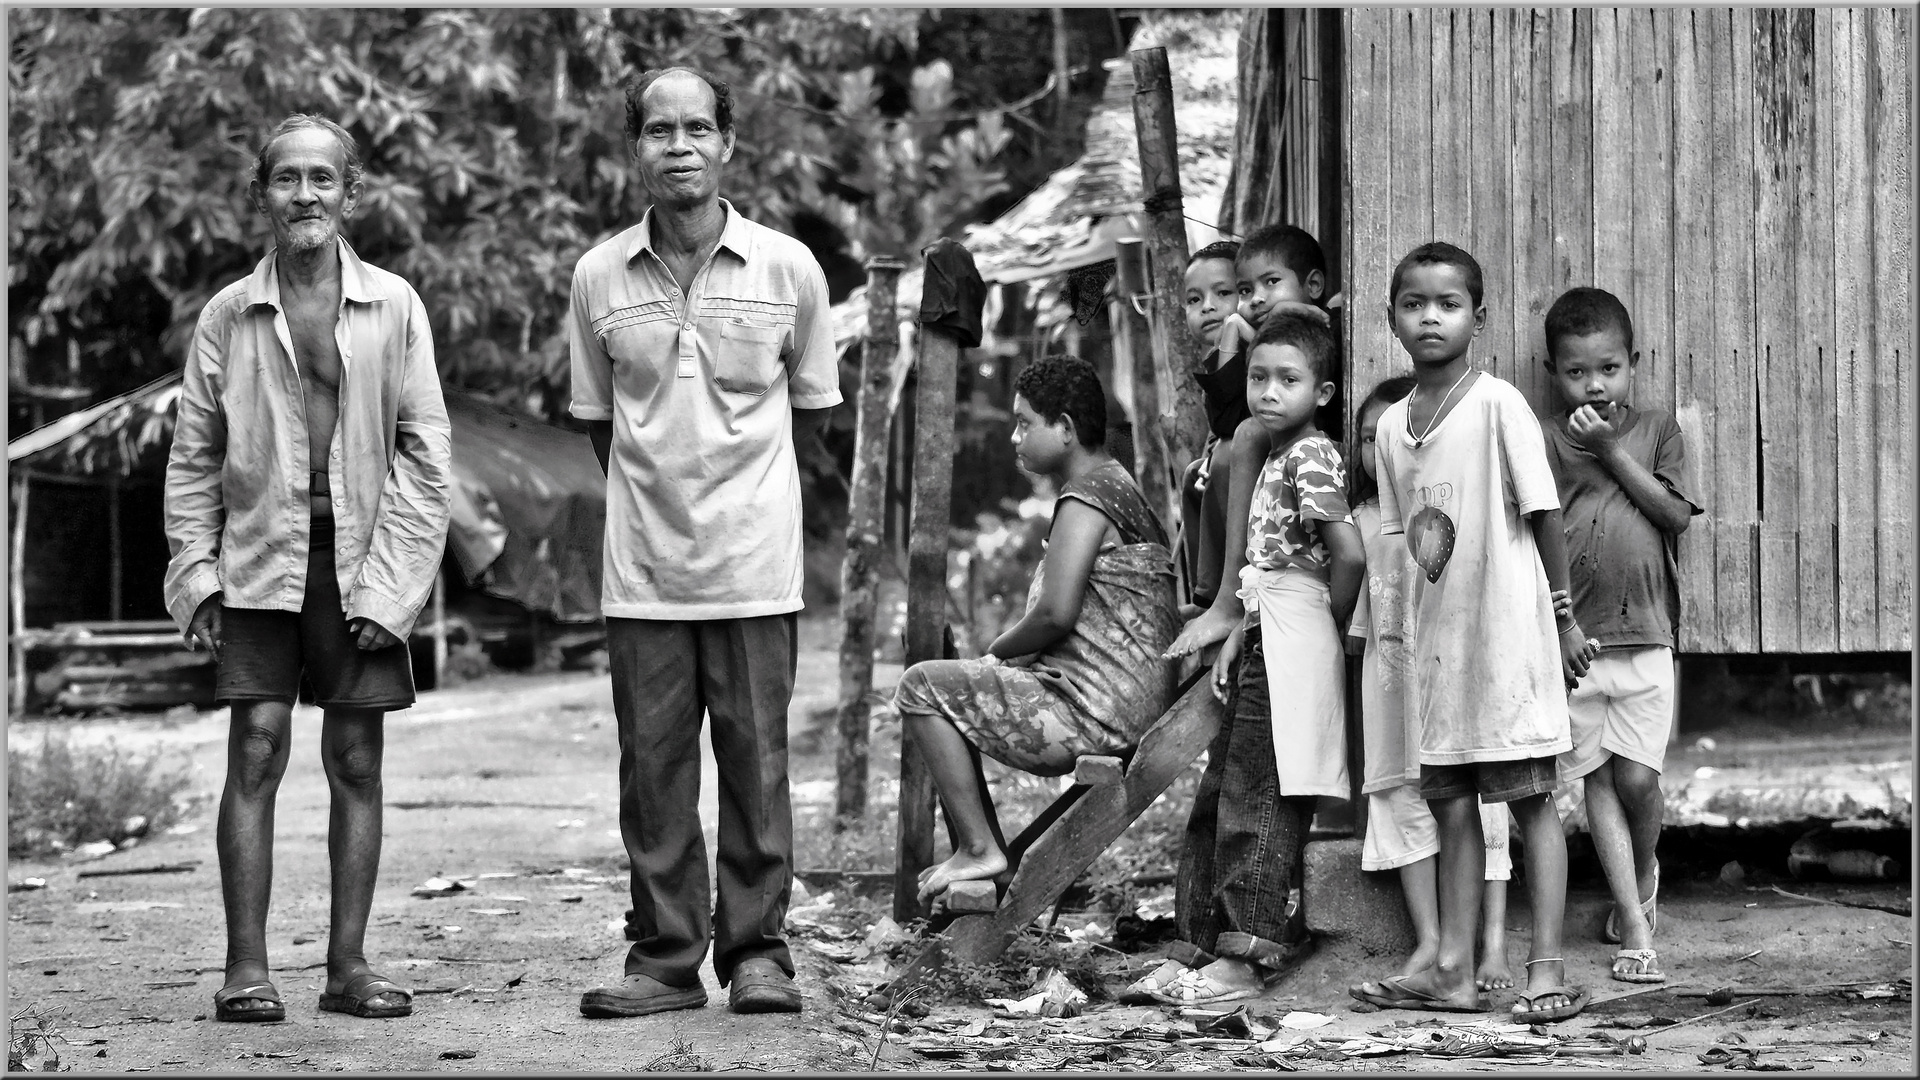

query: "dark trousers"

left=607, top=614, right=796, bottom=988
left=1170, top=623, right=1315, bottom=967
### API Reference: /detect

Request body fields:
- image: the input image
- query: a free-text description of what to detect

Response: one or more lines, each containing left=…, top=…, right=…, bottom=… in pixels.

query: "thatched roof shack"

left=7, top=375, right=607, bottom=626
left=831, top=9, right=1241, bottom=358
left=1229, top=7, right=1913, bottom=657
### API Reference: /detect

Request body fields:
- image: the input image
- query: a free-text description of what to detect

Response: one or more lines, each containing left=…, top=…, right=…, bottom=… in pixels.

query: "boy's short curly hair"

left=1543, top=286, right=1635, bottom=364
left=1251, top=310, right=1339, bottom=385
left=1389, top=241, right=1485, bottom=307
left=1188, top=240, right=1241, bottom=267
left=1237, top=225, right=1326, bottom=289
left=625, top=67, right=735, bottom=144
left=1014, top=354, right=1107, bottom=448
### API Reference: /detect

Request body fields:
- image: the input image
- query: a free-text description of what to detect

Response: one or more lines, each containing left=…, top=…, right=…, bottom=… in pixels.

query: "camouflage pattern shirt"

left=1246, top=433, right=1351, bottom=580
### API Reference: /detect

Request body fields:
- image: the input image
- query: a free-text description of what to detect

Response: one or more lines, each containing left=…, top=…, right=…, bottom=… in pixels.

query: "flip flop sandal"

left=319, top=972, right=413, bottom=1019
left=1602, top=864, right=1660, bottom=944
left=1118, top=958, right=1192, bottom=1004
left=1611, top=948, right=1668, bottom=984
left=1348, top=974, right=1490, bottom=1013
left=213, top=980, right=285, bottom=1023
left=1147, top=962, right=1265, bottom=1006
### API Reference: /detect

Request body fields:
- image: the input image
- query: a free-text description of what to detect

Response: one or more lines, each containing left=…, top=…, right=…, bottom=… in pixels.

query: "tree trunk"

left=1130, top=45, right=1207, bottom=474
left=11, top=473, right=30, bottom=716
left=834, top=258, right=904, bottom=827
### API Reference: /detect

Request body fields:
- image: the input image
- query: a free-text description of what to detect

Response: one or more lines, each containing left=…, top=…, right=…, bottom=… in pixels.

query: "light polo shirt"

left=569, top=199, right=841, bottom=620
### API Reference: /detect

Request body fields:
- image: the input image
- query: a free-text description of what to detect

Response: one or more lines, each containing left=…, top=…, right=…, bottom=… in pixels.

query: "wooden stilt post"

left=1113, top=238, right=1174, bottom=530
left=835, top=257, right=905, bottom=828
left=895, top=244, right=974, bottom=923
left=1131, top=45, right=1207, bottom=474
left=432, top=563, right=448, bottom=691
left=11, top=472, right=30, bottom=716
left=107, top=475, right=123, bottom=622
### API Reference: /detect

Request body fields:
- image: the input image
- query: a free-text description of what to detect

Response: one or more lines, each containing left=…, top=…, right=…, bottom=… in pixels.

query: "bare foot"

left=1476, top=951, right=1513, bottom=992
left=1399, top=941, right=1439, bottom=979
left=1165, top=607, right=1238, bottom=658
left=915, top=846, right=1008, bottom=903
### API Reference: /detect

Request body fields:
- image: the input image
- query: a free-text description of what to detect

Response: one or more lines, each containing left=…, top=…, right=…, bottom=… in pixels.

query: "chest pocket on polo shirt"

left=712, top=319, right=788, bottom=396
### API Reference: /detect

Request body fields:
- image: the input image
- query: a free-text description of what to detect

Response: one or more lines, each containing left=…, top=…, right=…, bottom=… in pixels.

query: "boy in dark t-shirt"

left=1540, top=287, right=1702, bottom=987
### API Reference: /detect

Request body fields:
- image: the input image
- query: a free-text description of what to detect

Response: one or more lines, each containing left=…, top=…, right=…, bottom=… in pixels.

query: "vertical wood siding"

left=1340, top=6, right=1912, bottom=653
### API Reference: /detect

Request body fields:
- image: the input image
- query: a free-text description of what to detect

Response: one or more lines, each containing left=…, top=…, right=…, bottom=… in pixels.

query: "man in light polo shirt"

left=570, top=67, right=841, bottom=1018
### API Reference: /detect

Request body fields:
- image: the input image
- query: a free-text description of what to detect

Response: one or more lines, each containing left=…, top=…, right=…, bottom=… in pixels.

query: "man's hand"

left=185, top=596, right=223, bottom=660
left=349, top=618, right=400, bottom=652
left=1566, top=404, right=1621, bottom=457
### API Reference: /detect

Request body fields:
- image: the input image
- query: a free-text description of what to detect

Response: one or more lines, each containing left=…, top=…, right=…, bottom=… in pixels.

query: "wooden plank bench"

left=874, top=654, right=1222, bottom=1002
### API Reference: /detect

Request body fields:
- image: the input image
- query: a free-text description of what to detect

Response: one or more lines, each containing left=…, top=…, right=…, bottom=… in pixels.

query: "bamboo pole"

left=1130, top=45, right=1208, bottom=474
left=11, top=472, right=30, bottom=716
left=1113, top=238, right=1174, bottom=530
left=895, top=300, right=964, bottom=923
left=835, top=257, right=904, bottom=828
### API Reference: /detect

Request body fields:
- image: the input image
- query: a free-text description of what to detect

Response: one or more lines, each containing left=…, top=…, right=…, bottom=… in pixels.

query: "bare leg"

left=1396, top=856, right=1441, bottom=977
left=1362, top=795, right=1483, bottom=1006
left=903, top=713, right=1007, bottom=901
left=1507, top=793, right=1574, bottom=1012
left=217, top=701, right=293, bottom=1015
left=318, top=708, right=405, bottom=1009
left=1611, top=757, right=1666, bottom=964
left=1585, top=760, right=1653, bottom=957
left=1477, top=878, right=1512, bottom=990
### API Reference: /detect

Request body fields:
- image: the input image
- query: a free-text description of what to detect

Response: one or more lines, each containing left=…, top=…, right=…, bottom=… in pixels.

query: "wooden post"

left=1131, top=46, right=1208, bottom=473
left=431, top=563, right=448, bottom=691
left=835, top=257, right=904, bottom=827
left=1114, top=238, right=1174, bottom=530
left=894, top=316, right=963, bottom=923
left=10, top=472, right=29, bottom=716
left=1052, top=8, right=1072, bottom=138
left=107, top=475, right=123, bottom=622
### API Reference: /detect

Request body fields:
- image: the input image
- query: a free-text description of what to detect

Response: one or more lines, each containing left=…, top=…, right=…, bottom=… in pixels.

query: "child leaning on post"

left=1124, top=311, right=1363, bottom=1008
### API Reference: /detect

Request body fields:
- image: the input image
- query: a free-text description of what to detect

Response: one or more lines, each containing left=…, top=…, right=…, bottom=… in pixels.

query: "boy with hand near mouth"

left=1540, top=287, right=1700, bottom=986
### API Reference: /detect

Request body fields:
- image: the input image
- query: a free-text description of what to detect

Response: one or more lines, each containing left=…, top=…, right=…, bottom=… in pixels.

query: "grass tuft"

left=7, top=734, right=194, bottom=860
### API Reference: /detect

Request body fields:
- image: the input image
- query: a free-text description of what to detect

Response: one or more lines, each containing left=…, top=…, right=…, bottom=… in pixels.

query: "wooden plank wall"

left=1341, top=6, right=1913, bottom=654
left=1221, top=9, right=1343, bottom=284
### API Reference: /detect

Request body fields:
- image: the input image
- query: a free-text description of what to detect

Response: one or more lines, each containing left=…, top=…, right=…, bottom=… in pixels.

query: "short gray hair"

left=253, top=113, right=363, bottom=189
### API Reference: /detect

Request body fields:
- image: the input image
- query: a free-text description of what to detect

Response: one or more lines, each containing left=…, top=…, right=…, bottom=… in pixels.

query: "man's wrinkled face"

left=251, top=127, right=359, bottom=255
left=633, top=72, right=735, bottom=207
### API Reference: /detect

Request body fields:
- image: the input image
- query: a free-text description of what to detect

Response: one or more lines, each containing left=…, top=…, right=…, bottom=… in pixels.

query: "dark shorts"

left=215, top=517, right=415, bottom=712
left=1419, top=756, right=1557, bottom=803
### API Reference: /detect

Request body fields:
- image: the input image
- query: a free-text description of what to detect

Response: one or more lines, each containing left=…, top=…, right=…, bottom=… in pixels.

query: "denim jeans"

left=1169, top=623, right=1315, bottom=968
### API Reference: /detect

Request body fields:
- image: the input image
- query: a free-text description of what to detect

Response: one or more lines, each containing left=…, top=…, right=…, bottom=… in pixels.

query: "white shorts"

left=1362, top=783, right=1512, bottom=880
left=1558, top=646, right=1676, bottom=782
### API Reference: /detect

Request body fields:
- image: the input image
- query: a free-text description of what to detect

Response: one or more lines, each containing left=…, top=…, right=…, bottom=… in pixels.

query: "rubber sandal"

left=1347, top=974, right=1490, bottom=1013
left=213, top=980, right=285, bottom=1023
left=1611, top=948, right=1667, bottom=984
left=1603, top=864, right=1660, bottom=944
left=1147, top=960, right=1266, bottom=1006
left=1118, top=958, right=1192, bottom=1004
left=1510, top=961, right=1589, bottom=1023
left=318, top=971, right=413, bottom=1018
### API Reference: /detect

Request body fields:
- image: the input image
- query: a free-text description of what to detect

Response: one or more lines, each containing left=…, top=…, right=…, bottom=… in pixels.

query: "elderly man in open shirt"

left=163, top=114, right=450, bottom=1027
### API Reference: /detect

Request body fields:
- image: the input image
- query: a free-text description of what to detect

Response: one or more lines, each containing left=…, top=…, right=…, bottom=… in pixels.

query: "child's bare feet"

left=1475, top=951, right=1513, bottom=992
left=1165, top=607, right=1238, bottom=659
left=915, top=845, right=1008, bottom=903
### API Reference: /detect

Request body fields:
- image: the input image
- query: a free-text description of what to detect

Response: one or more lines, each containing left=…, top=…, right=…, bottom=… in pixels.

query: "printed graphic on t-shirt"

left=1405, top=482, right=1457, bottom=583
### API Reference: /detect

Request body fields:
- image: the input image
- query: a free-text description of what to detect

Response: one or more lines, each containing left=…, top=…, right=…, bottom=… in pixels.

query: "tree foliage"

left=8, top=7, right=1076, bottom=421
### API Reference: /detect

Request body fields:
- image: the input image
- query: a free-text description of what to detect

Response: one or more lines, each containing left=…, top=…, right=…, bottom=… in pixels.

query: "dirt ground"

left=6, top=615, right=1915, bottom=1073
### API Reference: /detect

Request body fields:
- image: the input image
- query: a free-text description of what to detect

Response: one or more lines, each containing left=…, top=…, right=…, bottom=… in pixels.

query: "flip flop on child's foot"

left=1348, top=974, right=1490, bottom=1013
left=1510, top=984, right=1590, bottom=1023
left=1118, top=958, right=1192, bottom=1004
left=318, top=972, right=413, bottom=1019
left=1611, top=948, right=1667, bottom=984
